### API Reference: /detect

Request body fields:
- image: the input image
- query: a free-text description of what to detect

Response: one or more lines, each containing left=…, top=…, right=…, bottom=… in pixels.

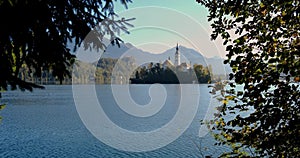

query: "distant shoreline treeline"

left=16, top=57, right=136, bottom=85
left=17, top=57, right=227, bottom=85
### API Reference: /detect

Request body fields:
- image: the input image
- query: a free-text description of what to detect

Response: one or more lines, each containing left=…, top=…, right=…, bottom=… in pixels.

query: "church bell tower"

left=175, top=43, right=180, bottom=66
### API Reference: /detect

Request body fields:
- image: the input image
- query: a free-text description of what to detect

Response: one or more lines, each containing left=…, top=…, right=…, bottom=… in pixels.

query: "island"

left=130, top=44, right=212, bottom=84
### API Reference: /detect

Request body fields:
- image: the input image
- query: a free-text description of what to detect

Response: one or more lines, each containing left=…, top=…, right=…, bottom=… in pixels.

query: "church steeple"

left=175, top=43, right=180, bottom=66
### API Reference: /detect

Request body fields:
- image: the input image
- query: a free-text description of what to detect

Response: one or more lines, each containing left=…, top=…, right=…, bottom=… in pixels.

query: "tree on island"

left=130, top=62, right=211, bottom=84
left=197, top=0, right=299, bottom=157
left=0, top=0, right=133, bottom=92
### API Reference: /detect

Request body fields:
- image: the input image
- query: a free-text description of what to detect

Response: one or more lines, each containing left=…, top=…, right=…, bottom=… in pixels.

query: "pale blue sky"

left=114, top=0, right=226, bottom=58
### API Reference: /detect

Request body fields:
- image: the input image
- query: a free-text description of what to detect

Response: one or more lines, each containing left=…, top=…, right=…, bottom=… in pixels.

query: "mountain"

left=91, top=42, right=231, bottom=75
left=206, top=56, right=232, bottom=75
left=102, top=44, right=206, bottom=64
left=101, top=42, right=133, bottom=58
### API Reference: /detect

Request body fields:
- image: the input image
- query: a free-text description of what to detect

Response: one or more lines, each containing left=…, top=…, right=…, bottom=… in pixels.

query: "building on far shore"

left=162, top=43, right=191, bottom=71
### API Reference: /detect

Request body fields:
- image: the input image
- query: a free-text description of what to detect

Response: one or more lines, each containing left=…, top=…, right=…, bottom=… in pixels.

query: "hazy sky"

left=114, top=0, right=226, bottom=58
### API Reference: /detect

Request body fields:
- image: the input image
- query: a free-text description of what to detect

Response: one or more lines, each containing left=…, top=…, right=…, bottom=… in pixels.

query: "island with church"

left=130, top=44, right=212, bottom=84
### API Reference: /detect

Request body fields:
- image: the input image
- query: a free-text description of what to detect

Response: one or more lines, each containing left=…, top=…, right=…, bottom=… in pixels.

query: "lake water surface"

left=0, top=85, right=228, bottom=157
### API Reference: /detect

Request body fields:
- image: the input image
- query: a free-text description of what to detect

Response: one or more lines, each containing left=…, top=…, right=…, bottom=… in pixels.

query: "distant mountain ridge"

left=100, top=42, right=231, bottom=75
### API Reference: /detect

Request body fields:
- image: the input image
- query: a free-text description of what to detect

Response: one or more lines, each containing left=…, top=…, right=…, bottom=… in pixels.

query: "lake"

left=0, top=84, right=228, bottom=157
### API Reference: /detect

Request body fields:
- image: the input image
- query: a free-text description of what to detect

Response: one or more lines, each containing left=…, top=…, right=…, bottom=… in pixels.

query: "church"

left=162, top=43, right=191, bottom=71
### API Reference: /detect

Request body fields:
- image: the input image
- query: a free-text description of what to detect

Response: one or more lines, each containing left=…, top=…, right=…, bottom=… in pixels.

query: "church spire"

left=175, top=43, right=180, bottom=66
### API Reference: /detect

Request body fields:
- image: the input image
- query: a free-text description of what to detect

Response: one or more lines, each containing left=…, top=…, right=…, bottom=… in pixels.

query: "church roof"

left=163, top=59, right=174, bottom=66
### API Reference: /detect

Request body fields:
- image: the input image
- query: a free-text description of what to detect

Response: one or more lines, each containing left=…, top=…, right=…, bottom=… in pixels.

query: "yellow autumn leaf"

left=225, top=95, right=236, bottom=100
left=222, top=99, right=228, bottom=104
left=0, top=104, right=5, bottom=110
